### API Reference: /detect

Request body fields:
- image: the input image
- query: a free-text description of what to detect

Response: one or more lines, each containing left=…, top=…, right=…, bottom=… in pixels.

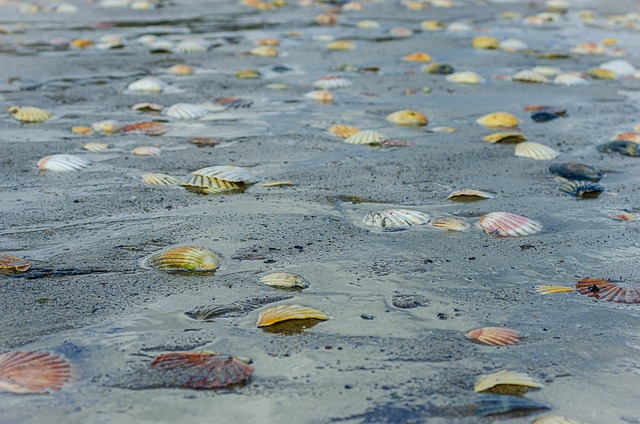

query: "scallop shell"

left=168, top=64, right=194, bottom=76
left=559, top=181, right=605, bottom=199
left=313, top=76, right=351, bottom=90
left=535, top=285, right=574, bottom=295
left=597, top=141, right=638, bottom=157
left=185, top=305, right=240, bottom=320
left=190, top=166, right=258, bottom=184
left=446, top=71, right=485, bottom=85
left=327, top=40, right=356, bottom=51
left=260, top=273, right=309, bottom=289
left=389, top=28, right=413, bottom=38
left=386, top=110, right=428, bottom=127
left=476, top=112, right=522, bottom=128
left=328, top=124, right=360, bottom=139
left=174, top=39, right=208, bottom=53
left=131, top=146, right=161, bottom=156
left=257, top=305, right=329, bottom=327
left=472, top=36, right=499, bottom=50
left=83, top=142, right=109, bottom=152
left=0, top=254, right=31, bottom=273
left=0, top=351, right=72, bottom=394
left=142, top=172, right=180, bottom=186
left=483, top=132, right=527, bottom=144
left=363, top=209, right=430, bottom=229
left=72, top=126, right=94, bottom=135
left=122, top=121, right=168, bottom=136
left=600, top=59, right=637, bottom=77
left=424, top=63, right=454, bottom=75
left=515, top=142, right=559, bottom=160
left=421, top=20, right=446, bottom=31
left=150, top=352, right=253, bottom=389
left=532, top=66, right=561, bottom=77
left=305, top=90, right=334, bottom=103
left=474, top=370, right=543, bottom=395
left=357, top=20, right=381, bottom=29
left=478, top=212, right=542, bottom=237
left=576, top=278, right=640, bottom=303
left=145, top=246, right=222, bottom=272
left=447, top=22, right=473, bottom=32
left=235, top=69, right=261, bottom=79
left=474, top=394, right=550, bottom=417
left=37, top=154, right=92, bottom=172
left=512, top=70, right=549, bottom=83
left=403, top=52, right=431, bottom=62
left=127, top=77, right=167, bottom=93
left=430, top=218, right=470, bottom=232
left=249, top=46, right=278, bottom=57
left=499, top=38, right=529, bottom=52
left=7, top=106, right=52, bottom=123
left=163, top=103, right=210, bottom=120
left=587, top=67, right=616, bottom=80
left=91, top=119, right=122, bottom=134
left=132, top=102, right=164, bottom=112
left=447, top=189, right=493, bottom=201
left=181, top=175, right=246, bottom=194
left=344, top=130, right=386, bottom=145
left=548, top=163, right=602, bottom=182
left=466, top=327, right=521, bottom=346
left=554, top=73, right=588, bottom=86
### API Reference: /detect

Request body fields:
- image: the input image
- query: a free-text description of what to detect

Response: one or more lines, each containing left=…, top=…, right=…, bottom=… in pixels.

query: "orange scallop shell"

left=466, top=327, right=521, bottom=346
left=257, top=305, right=329, bottom=327
left=0, top=351, right=72, bottom=394
left=122, top=121, right=168, bottom=136
left=0, top=254, right=31, bottom=273
left=576, top=278, right=640, bottom=303
left=328, top=124, right=360, bottom=139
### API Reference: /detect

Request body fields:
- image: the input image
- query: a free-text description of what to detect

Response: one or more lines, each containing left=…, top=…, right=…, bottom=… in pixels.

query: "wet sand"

left=1, top=0, right=640, bottom=422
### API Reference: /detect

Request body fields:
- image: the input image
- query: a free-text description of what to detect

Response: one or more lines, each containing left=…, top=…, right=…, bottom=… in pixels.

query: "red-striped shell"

left=576, top=278, right=640, bottom=303
left=466, top=327, right=521, bottom=346
left=478, top=212, right=541, bottom=237
left=150, top=352, right=253, bottom=389
left=0, top=351, right=72, bottom=394
left=122, top=121, right=168, bottom=136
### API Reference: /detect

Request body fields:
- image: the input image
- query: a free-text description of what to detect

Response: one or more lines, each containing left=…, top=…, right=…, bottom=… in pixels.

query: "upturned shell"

left=328, top=124, right=360, bottom=139
left=478, top=212, right=541, bottom=237
left=327, top=40, right=356, bottom=51
left=363, top=209, right=430, bottom=229
left=559, top=181, right=605, bottom=199
left=446, top=71, right=485, bottom=85
left=597, top=141, right=638, bottom=157
left=466, top=327, right=521, bottom=346
left=483, top=132, right=527, bottom=144
left=122, top=121, right=168, bottom=136
left=142, top=172, right=180, bottom=186
left=424, top=63, right=454, bottom=74
left=0, top=351, right=72, bottom=394
left=83, top=142, right=109, bottom=152
left=474, top=370, right=543, bottom=395
left=515, top=142, right=559, bottom=160
left=305, top=90, right=334, bottom=103
left=131, top=146, right=162, bottom=156
left=344, top=130, right=386, bottom=145
left=37, top=154, right=93, bottom=172
left=535, top=285, right=574, bottom=295
left=7, top=106, right=52, bottom=123
left=576, top=278, right=640, bottom=303
left=260, top=273, right=309, bottom=289
left=403, top=52, right=432, bottom=62
left=386, top=110, right=428, bottom=127
left=163, top=103, right=210, bottom=120
left=190, top=166, right=258, bottom=184
left=553, top=73, right=588, bottom=86
left=472, top=36, right=499, bottom=49
left=430, top=217, right=470, bottom=232
left=181, top=175, right=246, bottom=194
left=257, top=305, right=329, bottom=327
left=531, top=415, right=585, bottom=424
left=548, top=163, right=602, bottom=181
left=145, top=246, right=222, bottom=272
left=127, top=77, right=167, bottom=93
left=0, top=254, right=31, bottom=273
left=447, top=189, right=493, bottom=201
left=150, top=352, right=253, bottom=389
left=476, top=112, right=522, bottom=128
left=512, top=70, right=550, bottom=83
left=313, top=76, right=351, bottom=90
left=474, top=394, right=550, bottom=417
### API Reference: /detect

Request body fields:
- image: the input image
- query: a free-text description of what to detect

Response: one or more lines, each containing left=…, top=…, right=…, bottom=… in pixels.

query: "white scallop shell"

left=363, top=209, right=430, bottom=229
left=445, top=71, right=485, bottom=85
left=499, top=39, right=529, bottom=51
left=430, top=217, right=470, bottom=232
left=446, top=22, right=473, bottom=32
left=313, top=76, right=352, bottom=90
left=173, top=39, right=208, bottom=54
left=163, top=103, right=210, bottom=120
left=37, top=154, right=93, bottom=172
left=131, top=146, right=161, bottom=156
left=260, top=273, right=309, bottom=289
left=512, top=70, right=549, bottom=83
left=478, top=212, right=542, bottom=237
left=142, top=172, right=180, bottom=186
left=514, top=142, right=559, bottom=160
left=600, top=59, right=637, bottom=77
left=532, top=66, right=561, bottom=77
left=83, top=142, right=109, bottom=152
left=553, top=73, right=588, bottom=86
left=191, top=165, right=258, bottom=184
left=127, top=77, right=167, bottom=93
left=344, top=130, right=386, bottom=145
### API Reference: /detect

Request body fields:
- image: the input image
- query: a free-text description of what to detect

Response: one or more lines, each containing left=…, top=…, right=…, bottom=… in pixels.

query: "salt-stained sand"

left=1, top=0, right=640, bottom=422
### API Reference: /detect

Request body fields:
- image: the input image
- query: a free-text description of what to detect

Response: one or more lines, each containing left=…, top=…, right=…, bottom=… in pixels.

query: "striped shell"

left=326, top=40, right=356, bottom=51
left=150, top=352, right=253, bottom=389
left=0, top=351, right=72, bottom=394
left=145, top=246, right=222, bottom=272
left=131, top=147, right=160, bottom=157
left=7, top=106, right=52, bottom=123
left=447, top=189, right=493, bottom=201
left=363, top=209, right=430, bottom=229
left=122, top=121, right=168, bottom=136
left=512, top=70, right=549, bottom=83
left=559, top=181, right=605, bottom=199
left=260, top=273, right=309, bottom=289
left=37, top=154, right=92, bottom=172
left=474, top=370, right=543, bottom=395
left=127, top=77, right=167, bottom=93
left=190, top=166, right=258, bottom=184
left=257, top=305, right=329, bottom=327
left=531, top=415, right=585, bottom=424
left=483, top=132, right=527, bottom=144
left=548, top=163, right=602, bottom=181
left=386, top=110, right=428, bottom=126
left=515, top=142, right=559, bottom=160
left=478, top=212, right=542, bottom=237
left=83, top=142, right=109, bottom=152
left=344, top=130, right=386, bottom=145
left=576, top=278, right=640, bottom=303
left=91, top=119, right=122, bottom=134
left=213, top=97, right=253, bottom=109
left=313, top=76, right=351, bottom=90
left=446, top=71, right=485, bottom=85
left=554, top=73, right=588, bottom=86
left=305, top=90, right=334, bottom=103
left=163, top=103, right=210, bottom=120
left=142, top=172, right=180, bottom=186
left=328, top=124, right=360, bottom=139
left=0, top=254, right=31, bottom=273
left=466, top=327, right=521, bottom=346
left=430, top=218, right=470, bottom=232
left=535, top=285, right=574, bottom=295
left=181, top=175, right=246, bottom=194
left=600, top=59, right=637, bottom=77
left=402, top=52, right=432, bottom=62
left=476, top=112, right=522, bottom=128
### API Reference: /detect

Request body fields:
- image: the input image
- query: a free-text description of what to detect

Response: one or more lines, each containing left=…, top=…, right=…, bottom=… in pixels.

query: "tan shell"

left=446, top=71, right=485, bottom=85
left=476, top=112, right=522, bottom=128
left=474, top=370, right=543, bottom=395
left=7, top=106, right=52, bottom=123
left=512, top=70, right=550, bottom=83
left=83, top=142, right=109, bottom=152
left=142, top=173, right=180, bottom=186
left=305, top=90, right=334, bottom=103
left=72, top=126, right=94, bottom=135
left=327, top=40, right=356, bottom=51
left=515, top=142, right=559, bottom=160
left=478, top=212, right=542, bottom=237
left=131, top=146, right=162, bottom=156
left=386, top=110, right=428, bottom=127
left=430, top=218, right=470, bottom=232
left=535, top=285, right=574, bottom=295
left=257, top=305, right=329, bottom=327
left=472, top=36, right=499, bottom=49
left=168, top=64, right=194, bottom=75
left=328, top=125, right=360, bottom=139
left=403, top=52, right=431, bottom=62
left=483, top=132, right=527, bottom=144
left=344, top=130, right=386, bottom=145
left=466, top=327, right=521, bottom=346
left=447, top=189, right=493, bottom=201
left=260, top=272, right=309, bottom=289
left=249, top=46, right=278, bottom=57
left=363, top=209, right=430, bottom=229
left=181, top=175, right=246, bottom=194
left=0, top=254, right=31, bottom=273
left=261, top=181, right=295, bottom=187
left=145, top=246, right=222, bottom=272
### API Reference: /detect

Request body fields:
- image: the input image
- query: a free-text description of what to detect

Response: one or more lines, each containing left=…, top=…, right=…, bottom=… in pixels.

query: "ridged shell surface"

left=476, top=112, right=521, bottom=128
left=447, top=189, right=493, bottom=201
left=474, top=370, right=543, bottom=394
left=142, top=172, right=180, bottom=186
left=7, top=106, right=52, bottom=123
left=313, top=76, right=351, bottom=89
left=145, top=246, right=222, bottom=272
left=430, top=217, right=470, bottom=232
left=466, top=327, right=521, bottom=346
left=191, top=166, right=258, bottom=184
left=91, top=119, right=122, bottom=134
left=363, top=209, right=431, bottom=229
left=535, top=285, right=574, bottom=295
left=344, top=130, right=386, bottom=145
left=260, top=273, right=309, bottom=289
left=181, top=175, right=246, bottom=194
left=559, top=181, right=605, bottom=199
left=483, top=132, right=527, bottom=144
left=122, top=121, right=168, bottom=136
left=386, top=110, right=428, bottom=126
left=163, top=103, right=210, bottom=120
left=478, top=212, right=541, bottom=237
left=257, top=305, right=329, bottom=327
left=515, top=142, right=559, bottom=160
left=131, top=146, right=161, bottom=156
left=576, top=278, right=640, bottom=303
left=328, top=125, right=360, bottom=139
left=600, top=59, right=637, bottom=77
left=83, top=142, right=109, bottom=152
left=37, top=154, right=92, bottom=172
left=553, top=73, right=588, bottom=86
left=0, top=351, right=72, bottom=394
left=185, top=305, right=240, bottom=320
left=174, top=39, right=208, bottom=53
left=512, top=70, right=549, bottom=83
left=548, top=163, right=602, bottom=181
left=305, top=90, right=334, bottom=103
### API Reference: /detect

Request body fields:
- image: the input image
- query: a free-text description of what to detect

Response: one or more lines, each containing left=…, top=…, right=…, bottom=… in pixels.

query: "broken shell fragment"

left=446, top=71, right=485, bottom=85
left=474, top=370, right=543, bottom=395
left=466, top=327, right=521, bottom=346
left=132, top=103, right=164, bottom=113
left=344, top=130, right=386, bottom=145
left=447, top=189, right=493, bottom=201
left=7, top=106, right=52, bottom=123
left=515, top=142, right=559, bottom=160
left=150, top=352, right=253, bottom=389
left=37, top=154, right=93, bottom=172
left=363, top=209, right=430, bottom=230
left=235, top=69, right=261, bottom=79
left=548, top=163, right=602, bottom=182
left=535, top=285, right=574, bottom=295
left=72, top=126, right=93, bottom=135
left=478, top=212, right=541, bottom=237
left=260, top=273, right=309, bottom=289
left=483, top=132, right=527, bottom=144
left=0, top=351, right=72, bottom=394
left=145, top=246, right=222, bottom=272
left=142, top=172, right=180, bottom=186
left=587, top=68, right=616, bottom=80
left=576, top=278, right=640, bottom=303
left=430, top=217, right=470, bottom=232
left=0, top=254, right=31, bottom=274
left=328, top=124, right=360, bottom=139
left=476, top=112, right=522, bottom=128
left=559, top=181, right=605, bottom=199
left=386, top=110, right=427, bottom=126
left=257, top=305, right=328, bottom=327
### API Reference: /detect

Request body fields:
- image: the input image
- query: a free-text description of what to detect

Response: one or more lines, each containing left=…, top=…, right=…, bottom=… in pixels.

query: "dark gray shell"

left=597, top=141, right=639, bottom=157
left=474, top=394, right=550, bottom=416
left=559, top=181, right=605, bottom=199
left=548, top=163, right=603, bottom=182
left=185, top=305, right=240, bottom=320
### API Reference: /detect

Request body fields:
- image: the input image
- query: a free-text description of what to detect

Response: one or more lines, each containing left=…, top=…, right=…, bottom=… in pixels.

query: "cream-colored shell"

left=447, top=189, right=494, bottom=200
left=363, top=209, right=430, bottom=229
left=313, top=76, right=351, bottom=90
left=446, top=71, right=485, bottom=85
left=305, top=90, right=334, bottom=103
left=345, top=130, right=386, bottom=145
left=127, top=77, right=167, bottom=93
left=474, top=370, right=543, bottom=393
left=260, top=273, right=309, bottom=289
left=483, top=132, right=527, bottom=144
left=531, top=415, right=585, bottom=424
left=257, top=305, right=329, bottom=327
left=131, top=146, right=161, bottom=156
left=476, top=112, right=522, bottom=128
left=515, top=142, right=559, bottom=160
left=191, top=165, right=258, bottom=183
left=37, top=154, right=92, bottom=172
left=163, top=103, right=210, bottom=120
left=145, top=246, right=222, bottom=271
left=142, top=172, right=180, bottom=186
left=554, top=73, right=588, bottom=86
left=7, top=106, right=52, bottom=123
left=83, top=142, right=109, bottom=152
left=499, top=38, right=529, bottom=51
left=600, top=59, right=637, bottom=77
left=532, top=66, right=561, bottom=77
left=430, top=217, right=470, bottom=232
left=512, top=70, right=549, bottom=83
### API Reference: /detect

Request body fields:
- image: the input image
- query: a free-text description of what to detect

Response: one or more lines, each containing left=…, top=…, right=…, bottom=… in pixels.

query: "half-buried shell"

left=185, top=305, right=240, bottom=320
left=0, top=351, right=72, bottom=394
left=363, top=209, right=430, bottom=229
left=127, top=77, right=167, bottom=93
left=548, top=163, right=602, bottom=181
left=257, top=305, right=329, bottom=327
left=37, top=154, right=92, bottom=172
left=260, top=273, right=309, bottom=289
left=144, top=246, right=222, bottom=272
left=476, top=112, right=522, bottom=128
left=326, top=40, right=356, bottom=51
left=576, top=278, right=640, bottom=303
left=328, top=125, right=360, bottom=139
left=313, top=76, right=351, bottom=90
left=122, top=121, right=168, bottom=136
left=163, top=103, right=210, bottom=120
left=597, top=141, right=639, bottom=157
left=446, top=71, right=485, bottom=85
left=0, top=254, right=31, bottom=274
left=512, top=70, right=549, bottom=84
left=447, top=189, right=493, bottom=201
left=430, top=217, right=470, bottom=232
left=181, top=175, right=246, bottom=194
left=344, top=130, right=386, bottom=145
left=474, top=370, right=543, bottom=395
left=466, top=327, right=521, bottom=346
left=424, top=63, right=454, bottom=74
left=554, top=73, right=588, bottom=86
left=478, top=212, right=541, bottom=237
left=190, top=166, right=258, bottom=184
left=386, top=110, right=428, bottom=126
left=131, top=146, right=161, bottom=156
left=83, top=142, right=109, bottom=152
left=483, top=132, right=527, bottom=144
left=7, top=106, right=52, bottom=123
left=515, top=142, right=559, bottom=160
left=142, top=173, right=180, bottom=186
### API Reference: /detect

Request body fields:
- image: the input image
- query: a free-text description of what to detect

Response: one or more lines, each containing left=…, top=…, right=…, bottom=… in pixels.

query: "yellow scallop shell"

left=430, top=217, right=470, bottom=232
left=327, top=40, right=356, bottom=51
left=83, top=142, right=109, bottom=152
left=257, top=305, right=329, bottom=327
left=260, top=273, right=309, bottom=289
left=142, top=172, right=181, bottom=186
left=249, top=46, right=278, bottom=57
left=181, top=175, right=246, bottom=194
left=447, top=189, right=493, bottom=201
left=328, top=125, right=360, bottom=139
left=483, top=132, right=527, bottom=144
left=587, top=68, right=616, bottom=80
left=145, top=246, right=222, bottom=272
left=474, top=370, right=543, bottom=395
left=7, top=106, right=52, bottom=123
left=534, top=285, right=574, bottom=295
left=472, top=36, right=499, bottom=49
left=386, top=110, right=428, bottom=127
left=514, top=142, right=559, bottom=160
left=72, top=126, right=94, bottom=135
left=476, top=112, right=522, bottom=128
